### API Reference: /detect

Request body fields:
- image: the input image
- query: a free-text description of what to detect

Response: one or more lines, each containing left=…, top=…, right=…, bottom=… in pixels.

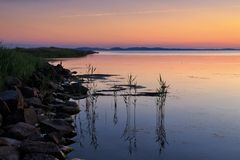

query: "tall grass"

left=0, top=47, right=45, bottom=89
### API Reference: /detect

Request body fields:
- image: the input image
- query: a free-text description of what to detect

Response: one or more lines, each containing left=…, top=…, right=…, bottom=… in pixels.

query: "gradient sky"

left=1, top=0, right=240, bottom=48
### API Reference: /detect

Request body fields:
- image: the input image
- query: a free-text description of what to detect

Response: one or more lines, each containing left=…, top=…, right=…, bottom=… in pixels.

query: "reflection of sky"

left=1, top=1, right=240, bottom=48
left=57, top=52, right=240, bottom=159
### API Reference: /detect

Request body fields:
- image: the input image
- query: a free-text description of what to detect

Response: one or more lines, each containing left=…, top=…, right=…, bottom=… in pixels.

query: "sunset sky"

left=1, top=0, right=240, bottom=48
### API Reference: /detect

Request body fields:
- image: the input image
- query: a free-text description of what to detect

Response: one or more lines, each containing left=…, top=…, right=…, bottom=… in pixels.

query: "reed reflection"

left=77, top=64, right=99, bottom=149
left=155, top=75, right=169, bottom=153
left=113, top=89, right=118, bottom=125
left=122, top=74, right=138, bottom=154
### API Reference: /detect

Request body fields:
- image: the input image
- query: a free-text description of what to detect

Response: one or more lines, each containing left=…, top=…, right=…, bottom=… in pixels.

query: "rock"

left=63, top=82, right=88, bottom=96
left=23, top=153, right=59, bottom=160
left=20, top=87, right=39, bottom=98
left=0, top=98, right=11, bottom=116
left=71, top=71, right=77, bottom=75
left=52, top=105, right=80, bottom=115
left=0, top=146, right=20, bottom=160
left=0, top=137, right=21, bottom=147
left=28, top=73, right=42, bottom=89
left=5, top=76, right=22, bottom=88
left=0, top=114, right=2, bottom=127
left=60, top=145, right=73, bottom=154
left=24, top=108, right=38, bottom=125
left=25, top=97, right=51, bottom=110
left=4, top=110, right=25, bottom=125
left=25, top=97, right=42, bottom=106
left=61, top=138, right=75, bottom=146
left=0, top=129, right=5, bottom=136
left=51, top=101, right=79, bottom=115
left=65, top=101, right=78, bottom=107
left=7, top=122, right=39, bottom=140
left=53, top=93, right=70, bottom=101
left=40, top=119, right=74, bottom=137
left=48, top=81, right=59, bottom=90
left=16, top=87, right=24, bottom=109
left=45, top=132, right=61, bottom=144
left=55, top=64, right=71, bottom=78
left=20, top=141, right=65, bottom=160
left=0, top=88, right=24, bottom=111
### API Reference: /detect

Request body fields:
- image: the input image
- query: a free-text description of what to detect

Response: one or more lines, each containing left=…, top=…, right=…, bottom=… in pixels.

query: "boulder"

left=39, top=119, right=74, bottom=137
left=71, top=71, right=77, bottom=75
left=54, top=101, right=79, bottom=115
left=0, top=114, right=2, bottom=127
left=53, top=93, right=70, bottom=101
left=0, top=146, right=20, bottom=160
left=20, top=87, right=39, bottom=98
left=23, top=153, right=59, bottom=160
left=25, top=97, right=51, bottom=110
left=24, top=108, right=38, bottom=125
left=52, top=104, right=80, bottom=115
left=0, top=137, right=21, bottom=147
left=25, top=97, right=42, bottom=107
left=7, top=122, right=39, bottom=140
left=45, top=132, right=61, bottom=144
left=63, top=82, right=88, bottom=96
left=0, top=98, right=11, bottom=116
left=20, top=141, right=65, bottom=160
left=0, top=88, right=24, bottom=111
left=5, top=76, right=22, bottom=88
left=60, top=145, right=73, bottom=154
left=4, top=110, right=25, bottom=125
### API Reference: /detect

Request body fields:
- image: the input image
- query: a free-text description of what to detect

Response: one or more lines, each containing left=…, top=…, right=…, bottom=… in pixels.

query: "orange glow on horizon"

left=1, top=1, right=240, bottom=48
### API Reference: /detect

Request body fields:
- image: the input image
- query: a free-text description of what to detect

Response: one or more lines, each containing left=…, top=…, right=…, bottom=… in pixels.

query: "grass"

left=15, top=47, right=96, bottom=58
left=0, top=46, right=45, bottom=89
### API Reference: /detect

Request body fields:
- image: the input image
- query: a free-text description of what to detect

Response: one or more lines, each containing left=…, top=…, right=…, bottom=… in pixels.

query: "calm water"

left=59, top=51, right=240, bottom=160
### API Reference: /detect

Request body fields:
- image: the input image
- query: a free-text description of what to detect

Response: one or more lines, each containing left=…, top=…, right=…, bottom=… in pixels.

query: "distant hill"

left=77, top=47, right=240, bottom=51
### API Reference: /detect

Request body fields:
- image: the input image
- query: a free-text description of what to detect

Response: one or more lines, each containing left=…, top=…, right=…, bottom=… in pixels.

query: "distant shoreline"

left=77, top=47, right=240, bottom=52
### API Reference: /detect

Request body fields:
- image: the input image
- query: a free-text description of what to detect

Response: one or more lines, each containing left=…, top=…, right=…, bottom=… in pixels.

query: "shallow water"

left=58, top=51, right=240, bottom=160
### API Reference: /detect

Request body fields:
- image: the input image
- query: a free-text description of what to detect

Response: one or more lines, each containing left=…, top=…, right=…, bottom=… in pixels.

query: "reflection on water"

left=155, top=92, right=167, bottom=153
left=62, top=52, right=240, bottom=160
left=113, top=90, right=118, bottom=125
left=122, top=83, right=138, bottom=154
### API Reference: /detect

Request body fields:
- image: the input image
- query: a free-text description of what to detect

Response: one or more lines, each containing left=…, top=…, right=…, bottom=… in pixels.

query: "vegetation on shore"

left=0, top=47, right=45, bottom=89
left=15, top=47, right=96, bottom=58
left=0, top=45, right=96, bottom=89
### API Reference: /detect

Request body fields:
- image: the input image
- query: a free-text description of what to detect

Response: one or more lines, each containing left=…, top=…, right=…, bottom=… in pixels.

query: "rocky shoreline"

left=0, top=62, right=88, bottom=160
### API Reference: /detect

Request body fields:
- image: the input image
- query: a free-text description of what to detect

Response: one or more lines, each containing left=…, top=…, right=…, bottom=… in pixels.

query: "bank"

left=0, top=47, right=94, bottom=160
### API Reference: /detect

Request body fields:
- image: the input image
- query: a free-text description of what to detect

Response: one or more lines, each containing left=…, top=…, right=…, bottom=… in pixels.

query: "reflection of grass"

left=0, top=46, right=45, bottom=89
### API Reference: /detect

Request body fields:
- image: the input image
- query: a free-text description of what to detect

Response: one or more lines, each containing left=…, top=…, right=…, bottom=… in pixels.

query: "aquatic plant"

left=86, top=64, right=96, bottom=75
left=127, top=73, right=137, bottom=88
left=156, top=74, right=169, bottom=94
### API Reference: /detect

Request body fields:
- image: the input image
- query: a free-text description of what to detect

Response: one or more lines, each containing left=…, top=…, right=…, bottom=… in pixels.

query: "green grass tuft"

left=0, top=47, right=45, bottom=89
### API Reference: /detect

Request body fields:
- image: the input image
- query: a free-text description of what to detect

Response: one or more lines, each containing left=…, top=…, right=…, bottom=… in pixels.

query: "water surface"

left=59, top=51, right=240, bottom=160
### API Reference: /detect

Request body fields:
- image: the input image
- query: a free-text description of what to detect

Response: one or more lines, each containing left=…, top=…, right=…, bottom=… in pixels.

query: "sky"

left=0, top=0, right=240, bottom=48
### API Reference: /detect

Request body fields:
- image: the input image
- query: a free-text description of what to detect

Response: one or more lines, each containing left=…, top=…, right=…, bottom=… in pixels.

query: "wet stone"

left=0, top=146, right=20, bottom=160
left=23, top=153, right=59, bottom=160
left=0, top=137, right=21, bottom=147
left=24, top=108, right=38, bottom=125
left=0, top=89, right=24, bottom=111
left=40, top=119, right=74, bottom=137
left=7, top=122, right=39, bottom=140
left=20, top=141, right=65, bottom=160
